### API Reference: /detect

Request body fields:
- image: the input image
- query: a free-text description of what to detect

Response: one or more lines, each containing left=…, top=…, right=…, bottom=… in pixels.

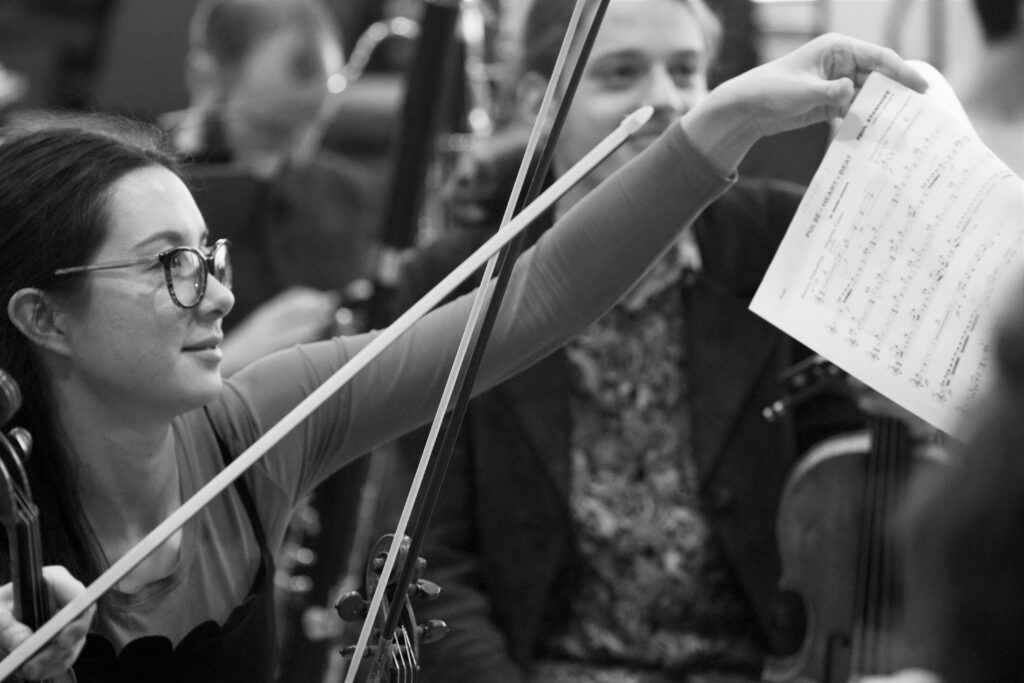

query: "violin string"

left=882, top=418, right=894, bottom=672
left=393, top=631, right=403, bottom=683
left=389, top=642, right=400, bottom=681
left=868, top=416, right=889, bottom=672
left=884, top=417, right=902, bottom=672
left=883, top=417, right=908, bottom=671
left=859, top=415, right=907, bottom=675
left=401, top=624, right=416, bottom=670
left=867, top=419, right=882, bottom=673
left=852, top=415, right=878, bottom=674
left=1, top=438, right=30, bottom=616
left=25, top=502, right=44, bottom=624
left=4, top=448, right=47, bottom=627
left=400, top=625, right=415, bottom=681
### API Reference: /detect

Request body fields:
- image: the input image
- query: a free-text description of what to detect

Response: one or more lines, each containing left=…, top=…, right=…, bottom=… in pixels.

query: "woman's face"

left=59, top=166, right=234, bottom=417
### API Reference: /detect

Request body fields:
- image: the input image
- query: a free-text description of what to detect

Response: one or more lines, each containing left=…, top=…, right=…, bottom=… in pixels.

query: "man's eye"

left=599, top=63, right=643, bottom=87
left=670, top=62, right=700, bottom=85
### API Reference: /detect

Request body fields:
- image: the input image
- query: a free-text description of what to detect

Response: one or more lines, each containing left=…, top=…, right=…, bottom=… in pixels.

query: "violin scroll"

left=763, top=354, right=845, bottom=422
left=0, top=368, right=21, bottom=428
left=0, top=369, right=77, bottom=682
left=336, top=534, right=448, bottom=682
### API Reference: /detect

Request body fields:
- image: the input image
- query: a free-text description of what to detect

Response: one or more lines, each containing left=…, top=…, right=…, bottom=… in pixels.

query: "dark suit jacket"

left=393, top=179, right=865, bottom=682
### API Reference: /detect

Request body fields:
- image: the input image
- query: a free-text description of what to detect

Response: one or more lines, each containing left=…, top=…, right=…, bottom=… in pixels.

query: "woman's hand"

left=683, top=33, right=930, bottom=175
left=0, top=566, right=94, bottom=680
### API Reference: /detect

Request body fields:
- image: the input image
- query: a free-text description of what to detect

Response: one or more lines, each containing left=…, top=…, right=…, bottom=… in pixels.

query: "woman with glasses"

left=0, top=36, right=926, bottom=682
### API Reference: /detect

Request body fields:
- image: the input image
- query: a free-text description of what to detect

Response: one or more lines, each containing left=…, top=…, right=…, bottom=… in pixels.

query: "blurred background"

left=0, top=0, right=986, bottom=178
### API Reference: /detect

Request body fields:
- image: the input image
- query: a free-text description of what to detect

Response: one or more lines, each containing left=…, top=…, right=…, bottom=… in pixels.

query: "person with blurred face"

left=177, top=0, right=346, bottom=174
left=388, top=1, right=870, bottom=682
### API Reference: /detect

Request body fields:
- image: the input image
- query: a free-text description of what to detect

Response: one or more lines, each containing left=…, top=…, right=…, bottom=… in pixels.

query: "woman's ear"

left=7, top=288, right=72, bottom=356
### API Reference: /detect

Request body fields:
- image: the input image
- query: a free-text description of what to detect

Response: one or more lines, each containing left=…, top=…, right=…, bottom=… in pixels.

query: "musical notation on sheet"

left=751, top=65, right=1024, bottom=441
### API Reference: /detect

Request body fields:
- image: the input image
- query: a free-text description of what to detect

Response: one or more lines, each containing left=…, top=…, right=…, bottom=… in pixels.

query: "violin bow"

left=342, top=0, right=612, bottom=678
left=0, top=90, right=651, bottom=683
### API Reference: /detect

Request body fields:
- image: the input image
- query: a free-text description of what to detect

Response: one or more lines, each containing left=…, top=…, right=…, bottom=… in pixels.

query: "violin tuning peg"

left=411, top=579, right=441, bottom=600
left=417, top=619, right=449, bottom=645
left=335, top=590, right=369, bottom=621
left=7, top=428, right=31, bottom=461
left=340, top=643, right=378, bottom=659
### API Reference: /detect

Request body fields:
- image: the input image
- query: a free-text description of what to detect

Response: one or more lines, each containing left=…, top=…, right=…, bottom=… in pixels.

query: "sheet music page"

left=750, top=65, right=1024, bottom=441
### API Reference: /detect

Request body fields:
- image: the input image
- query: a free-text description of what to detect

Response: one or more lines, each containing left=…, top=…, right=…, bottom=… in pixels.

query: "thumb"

left=43, top=566, right=89, bottom=614
left=823, top=76, right=856, bottom=109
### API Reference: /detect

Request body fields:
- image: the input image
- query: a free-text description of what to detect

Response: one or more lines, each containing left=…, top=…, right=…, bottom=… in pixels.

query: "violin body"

left=0, top=372, right=76, bottom=682
left=765, top=422, right=939, bottom=682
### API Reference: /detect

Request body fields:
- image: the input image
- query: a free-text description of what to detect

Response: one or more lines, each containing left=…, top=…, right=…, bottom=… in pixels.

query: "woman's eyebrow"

left=133, top=228, right=208, bottom=252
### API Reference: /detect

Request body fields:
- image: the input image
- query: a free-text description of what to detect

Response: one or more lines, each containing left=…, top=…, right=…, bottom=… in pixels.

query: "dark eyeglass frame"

left=53, top=238, right=232, bottom=310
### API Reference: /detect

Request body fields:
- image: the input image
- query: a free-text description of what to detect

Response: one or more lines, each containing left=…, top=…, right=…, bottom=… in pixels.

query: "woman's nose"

left=200, top=273, right=235, bottom=320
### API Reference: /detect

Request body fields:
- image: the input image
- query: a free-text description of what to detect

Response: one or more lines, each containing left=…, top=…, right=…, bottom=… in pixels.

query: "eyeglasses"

left=54, top=239, right=232, bottom=309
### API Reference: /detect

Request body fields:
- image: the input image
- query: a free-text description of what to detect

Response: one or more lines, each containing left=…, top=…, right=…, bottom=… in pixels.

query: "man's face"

left=552, top=0, right=710, bottom=195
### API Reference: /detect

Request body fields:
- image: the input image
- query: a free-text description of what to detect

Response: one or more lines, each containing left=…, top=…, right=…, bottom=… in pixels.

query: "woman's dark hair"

left=0, top=112, right=180, bottom=581
left=519, top=0, right=724, bottom=82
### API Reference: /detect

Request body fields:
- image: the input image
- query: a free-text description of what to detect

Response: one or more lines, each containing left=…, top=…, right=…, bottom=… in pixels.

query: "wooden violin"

left=335, top=534, right=448, bottom=682
left=0, top=370, right=75, bottom=683
left=763, top=356, right=941, bottom=682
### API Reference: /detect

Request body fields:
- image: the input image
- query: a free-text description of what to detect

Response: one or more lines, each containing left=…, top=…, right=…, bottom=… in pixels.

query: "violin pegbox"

left=336, top=533, right=449, bottom=681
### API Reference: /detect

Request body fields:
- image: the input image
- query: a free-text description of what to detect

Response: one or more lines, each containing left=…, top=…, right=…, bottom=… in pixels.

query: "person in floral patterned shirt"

left=387, top=0, right=870, bottom=681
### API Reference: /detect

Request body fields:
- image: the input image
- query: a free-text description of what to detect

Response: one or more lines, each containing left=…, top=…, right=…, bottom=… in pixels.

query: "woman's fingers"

left=0, top=566, right=94, bottom=680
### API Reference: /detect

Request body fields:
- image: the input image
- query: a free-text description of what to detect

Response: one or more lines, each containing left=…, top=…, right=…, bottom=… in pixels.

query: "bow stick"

left=0, top=99, right=648, bottom=681
left=343, top=0, right=612, bottom=678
